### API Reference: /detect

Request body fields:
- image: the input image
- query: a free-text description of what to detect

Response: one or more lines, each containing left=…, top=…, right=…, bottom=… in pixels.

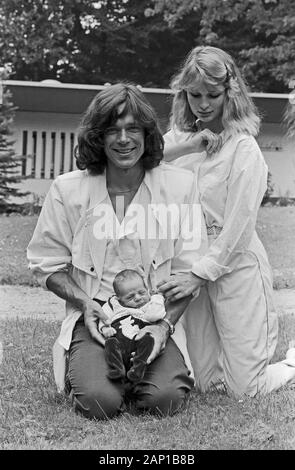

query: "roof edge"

left=4, top=80, right=291, bottom=98
left=2, top=80, right=173, bottom=95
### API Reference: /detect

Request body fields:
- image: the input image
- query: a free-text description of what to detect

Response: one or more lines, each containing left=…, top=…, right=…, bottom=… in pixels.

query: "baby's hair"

left=113, top=269, right=145, bottom=297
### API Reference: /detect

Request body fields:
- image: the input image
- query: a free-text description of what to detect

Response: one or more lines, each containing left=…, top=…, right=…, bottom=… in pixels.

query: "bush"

left=261, top=171, right=274, bottom=205
left=0, top=68, right=30, bottom=212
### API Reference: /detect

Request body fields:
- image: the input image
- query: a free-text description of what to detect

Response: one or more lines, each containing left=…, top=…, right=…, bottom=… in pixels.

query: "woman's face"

left=187, top=81, right=225, bottom=126
left=104, top=111, right=145, bottom=171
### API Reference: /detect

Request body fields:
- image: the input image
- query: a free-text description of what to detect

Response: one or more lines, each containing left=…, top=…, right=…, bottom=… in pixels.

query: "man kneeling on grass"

left=27, top=83, right=204, bottom=420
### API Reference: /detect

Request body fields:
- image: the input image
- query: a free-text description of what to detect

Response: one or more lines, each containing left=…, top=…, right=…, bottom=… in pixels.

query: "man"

left=27, top=83, right=205, bottom=420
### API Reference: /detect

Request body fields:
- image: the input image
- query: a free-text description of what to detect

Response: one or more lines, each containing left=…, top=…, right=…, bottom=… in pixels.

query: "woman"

left=159, top=46, right=295, bottom=396
left=27, top=83, right=203, bottom=419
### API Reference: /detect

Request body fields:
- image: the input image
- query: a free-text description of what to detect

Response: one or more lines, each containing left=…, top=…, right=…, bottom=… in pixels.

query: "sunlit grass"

left=1, top=315, right=295, bottom=450
left=1, top=207, right=295, bottom=287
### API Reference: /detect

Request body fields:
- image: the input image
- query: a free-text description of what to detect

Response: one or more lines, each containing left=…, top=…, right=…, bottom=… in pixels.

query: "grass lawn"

left=1, top=206, right=295, bottom=288
left=1, top=314, right=295, bottom=450
left=256, top=206, right=295, bottom=288
left=0, top=215, right=39, bottom=287
left=1, top=207, right=295, bottom=450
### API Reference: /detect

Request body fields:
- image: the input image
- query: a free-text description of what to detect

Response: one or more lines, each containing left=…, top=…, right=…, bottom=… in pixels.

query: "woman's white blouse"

left=164, top=128, right=268, bottom=282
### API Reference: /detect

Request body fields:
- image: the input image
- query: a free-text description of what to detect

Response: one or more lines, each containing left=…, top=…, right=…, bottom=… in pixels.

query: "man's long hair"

left=75, top=83, right=164, bottom=174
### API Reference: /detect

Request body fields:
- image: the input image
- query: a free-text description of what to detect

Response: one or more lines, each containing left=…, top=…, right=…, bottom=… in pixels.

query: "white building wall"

left=11, top=111, right=80, bottom=203
left=10, top=110, right=295, bottom=203
left=14, top=111, right=80, bottom=176
left=258, top=123, right=295, bottom=197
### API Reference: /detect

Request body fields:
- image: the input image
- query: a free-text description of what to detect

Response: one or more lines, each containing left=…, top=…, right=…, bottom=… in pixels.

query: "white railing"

left=20, top=129, right=77, bottom=179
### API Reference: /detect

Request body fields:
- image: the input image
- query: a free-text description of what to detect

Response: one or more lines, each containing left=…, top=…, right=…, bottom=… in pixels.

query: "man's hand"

left=82, top=299, right=110, bottom=346
left=134, top=323, right=170, bottom=364
left=158, top=272, right=206, bottom=301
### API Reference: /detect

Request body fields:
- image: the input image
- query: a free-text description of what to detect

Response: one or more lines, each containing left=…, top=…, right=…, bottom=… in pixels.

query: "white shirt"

left=97, top=187, right=144, bottom=300
left=27, top=164, right=206, bottom=380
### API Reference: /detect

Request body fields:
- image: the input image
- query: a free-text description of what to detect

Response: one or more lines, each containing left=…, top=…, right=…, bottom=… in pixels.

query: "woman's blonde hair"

left=170, top=46, right=260, bottom=136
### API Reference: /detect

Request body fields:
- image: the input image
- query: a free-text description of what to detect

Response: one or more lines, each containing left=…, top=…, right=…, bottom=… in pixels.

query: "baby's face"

left=117, top=277, right=150, bottom=308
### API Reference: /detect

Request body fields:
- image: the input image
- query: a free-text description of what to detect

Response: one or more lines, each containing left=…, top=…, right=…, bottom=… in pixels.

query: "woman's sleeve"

left=171, top=173, right=208, bottom=274
left=27, top=178, right=73, bottom=288
left=191, top=137, right=268, bottom=282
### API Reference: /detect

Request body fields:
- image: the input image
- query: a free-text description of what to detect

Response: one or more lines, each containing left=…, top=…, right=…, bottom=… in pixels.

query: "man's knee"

left=136, top=384, right=189, bottom=416
left=72, top=385, right=123, bottom=420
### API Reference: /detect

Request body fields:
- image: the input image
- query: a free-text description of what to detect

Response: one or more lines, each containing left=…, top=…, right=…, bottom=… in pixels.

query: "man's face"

left=117, top=277, right=150, bottom=308
left=104, top=112, right=145, bottom=171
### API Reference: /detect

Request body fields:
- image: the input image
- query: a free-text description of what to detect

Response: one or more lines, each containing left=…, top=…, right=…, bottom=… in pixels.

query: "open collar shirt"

left=27, top=163, right=207, bottom=379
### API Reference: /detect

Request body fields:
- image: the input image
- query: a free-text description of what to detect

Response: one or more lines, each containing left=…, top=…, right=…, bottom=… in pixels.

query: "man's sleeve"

left=27, top=178, right=73, bottom=288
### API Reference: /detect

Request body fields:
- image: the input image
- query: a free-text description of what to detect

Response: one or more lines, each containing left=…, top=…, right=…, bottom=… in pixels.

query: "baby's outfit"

left=98, top=293, right=166, bottom=382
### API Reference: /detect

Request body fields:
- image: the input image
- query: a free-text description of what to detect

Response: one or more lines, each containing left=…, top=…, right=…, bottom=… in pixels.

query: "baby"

left=98, top=269, right=166, bottom=383
left=52, top=269, right=166, bottom=392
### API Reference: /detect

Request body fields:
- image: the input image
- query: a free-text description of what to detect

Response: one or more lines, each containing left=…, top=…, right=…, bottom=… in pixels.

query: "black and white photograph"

left=0, top=0, right=295, bottom=454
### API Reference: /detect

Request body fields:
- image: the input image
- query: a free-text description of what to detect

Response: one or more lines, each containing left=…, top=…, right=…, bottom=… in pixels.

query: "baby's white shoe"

left=282, top=347, right=295, bottom=367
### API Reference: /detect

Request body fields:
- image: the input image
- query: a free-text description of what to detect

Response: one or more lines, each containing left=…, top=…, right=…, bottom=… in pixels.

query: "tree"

left=0, top=0, right=202, bottom=87
left=1, top=0, right=294, bottom=91
left=0, top=0, right=83, bottom=81
left=0, top=69, right=28, bottom=212
left=149, top=0, right=295, bottom=92
left=70, top=0, right=203, bottom=87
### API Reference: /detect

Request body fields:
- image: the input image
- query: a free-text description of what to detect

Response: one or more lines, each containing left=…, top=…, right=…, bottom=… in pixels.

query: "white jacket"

left=27, top=163, right=208, bottom=379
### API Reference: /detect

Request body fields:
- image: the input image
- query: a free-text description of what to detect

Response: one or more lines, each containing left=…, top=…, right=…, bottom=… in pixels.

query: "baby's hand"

left=150, top=287, right=159, bottom=295
left=101, top=326, right=116, bottom=338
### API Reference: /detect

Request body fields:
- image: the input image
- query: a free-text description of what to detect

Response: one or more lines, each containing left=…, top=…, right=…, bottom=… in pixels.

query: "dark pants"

left=104, top=316, right=155, bottom=382
left=67, top=316, right=194, bottom=420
